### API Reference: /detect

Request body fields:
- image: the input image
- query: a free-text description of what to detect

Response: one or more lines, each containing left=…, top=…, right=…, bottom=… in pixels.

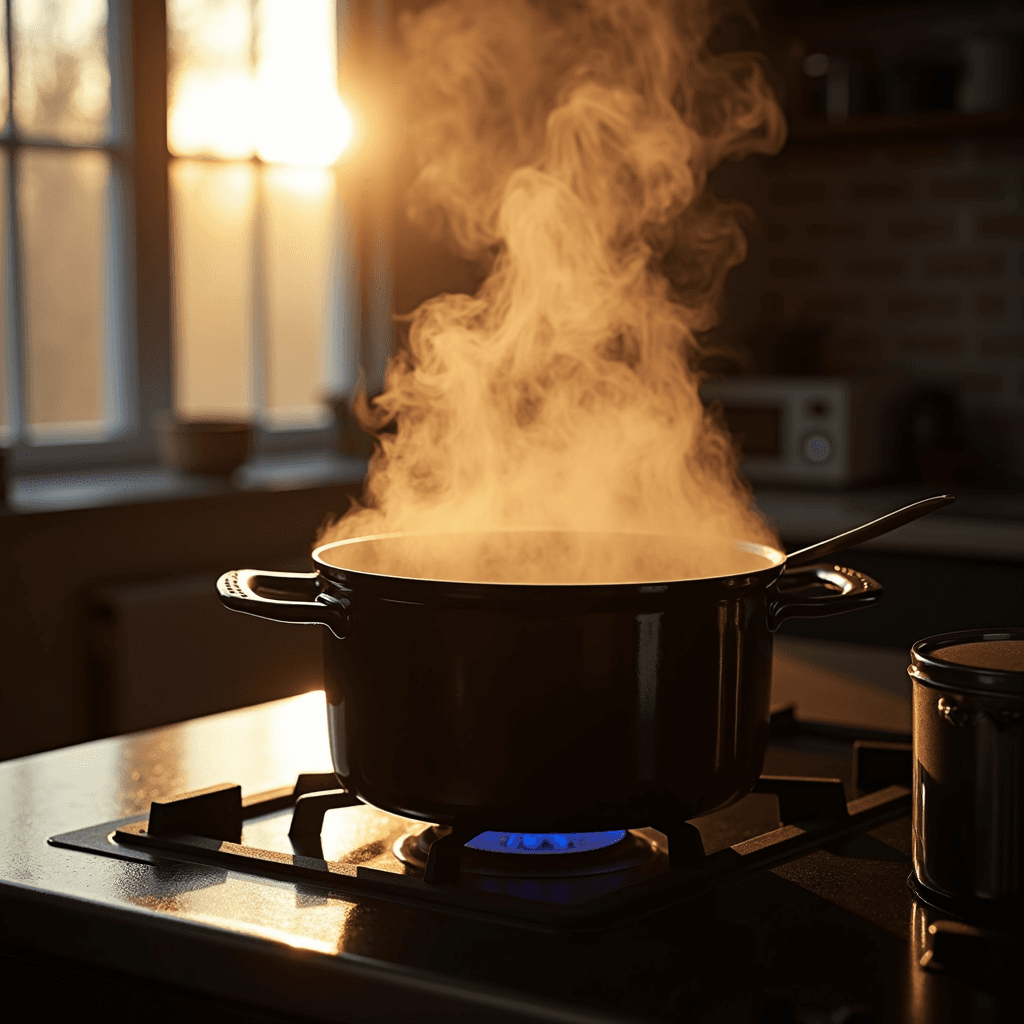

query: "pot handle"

left=217, top=570, right=348, bottom=640
left=767, top=564, right=882, bottom=631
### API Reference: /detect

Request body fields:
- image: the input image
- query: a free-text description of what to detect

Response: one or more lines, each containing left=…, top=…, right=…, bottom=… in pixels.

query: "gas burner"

left=394, top=825, right=658, bottom=877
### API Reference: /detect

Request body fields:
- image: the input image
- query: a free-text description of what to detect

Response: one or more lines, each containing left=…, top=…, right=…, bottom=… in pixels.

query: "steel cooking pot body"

left=909, top=629, right=1024, bottom=921
left=218, top=532, right=881, bottom=832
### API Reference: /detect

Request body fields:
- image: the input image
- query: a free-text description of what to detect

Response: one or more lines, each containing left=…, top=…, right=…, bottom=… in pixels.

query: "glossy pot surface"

left=218, top=531, right=882, bottom=832
left=910, top=628, right=1024, bottom=920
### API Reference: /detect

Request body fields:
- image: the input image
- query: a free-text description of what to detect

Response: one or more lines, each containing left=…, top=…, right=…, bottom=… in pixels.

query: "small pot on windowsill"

left=155, top=413, right=254, bottom=478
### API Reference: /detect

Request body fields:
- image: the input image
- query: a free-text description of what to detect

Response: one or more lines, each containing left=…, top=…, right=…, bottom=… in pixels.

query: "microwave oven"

left=700, top=376, right=901, bottom=487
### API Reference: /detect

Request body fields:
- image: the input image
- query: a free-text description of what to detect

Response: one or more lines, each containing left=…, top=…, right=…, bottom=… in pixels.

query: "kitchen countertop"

left=6, top=642, right=1011, bottom=1023
left=773, top=636, right=912, bottom=733
left=754, top=487, right=1023, bottom=560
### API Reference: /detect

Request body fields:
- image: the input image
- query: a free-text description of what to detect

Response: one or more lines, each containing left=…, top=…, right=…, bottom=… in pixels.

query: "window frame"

left=3, top=0, right=377, bottom=476
left=2, top=0, right=159, bottom=472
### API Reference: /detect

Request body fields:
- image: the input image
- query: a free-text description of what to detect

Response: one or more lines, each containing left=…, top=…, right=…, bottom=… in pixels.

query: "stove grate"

left=49, top=741, right=912, bottom=931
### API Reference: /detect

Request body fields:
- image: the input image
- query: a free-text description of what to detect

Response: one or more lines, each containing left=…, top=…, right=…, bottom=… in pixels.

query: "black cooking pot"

left=218, top=532, right=881, bottom=833
left=909, top=629, right=1023, bottom=923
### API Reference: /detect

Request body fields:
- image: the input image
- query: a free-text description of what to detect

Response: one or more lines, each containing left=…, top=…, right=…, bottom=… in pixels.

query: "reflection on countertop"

left=774, top=636, right=911, bottom=735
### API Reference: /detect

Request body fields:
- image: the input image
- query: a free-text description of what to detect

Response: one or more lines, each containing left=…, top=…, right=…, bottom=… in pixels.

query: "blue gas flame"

left=464, top=830, right=627, bottom=854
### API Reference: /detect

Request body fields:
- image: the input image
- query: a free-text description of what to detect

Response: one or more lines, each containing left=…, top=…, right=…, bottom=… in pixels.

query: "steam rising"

left=321, top=0, right=785, bottom=584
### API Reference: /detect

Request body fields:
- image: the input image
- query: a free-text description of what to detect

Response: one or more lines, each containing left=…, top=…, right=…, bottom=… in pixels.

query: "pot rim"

left=910, top=628, right=1024, bottom=696
left=312, top=530, right=786, bottom=594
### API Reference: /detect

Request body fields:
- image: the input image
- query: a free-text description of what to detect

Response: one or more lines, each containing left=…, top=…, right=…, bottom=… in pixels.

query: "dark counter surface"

left=754, top=487, right=1023, bottom=560
left=0, top=652, right=1013, bottom=1023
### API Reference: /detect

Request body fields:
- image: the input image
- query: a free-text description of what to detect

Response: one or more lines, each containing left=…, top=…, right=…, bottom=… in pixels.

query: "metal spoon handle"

left=785, top=494, right=956, bottom=568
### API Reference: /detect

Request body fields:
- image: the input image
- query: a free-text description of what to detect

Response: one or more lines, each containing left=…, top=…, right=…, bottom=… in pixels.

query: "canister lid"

left=910, top=629, right=1024, bottom=695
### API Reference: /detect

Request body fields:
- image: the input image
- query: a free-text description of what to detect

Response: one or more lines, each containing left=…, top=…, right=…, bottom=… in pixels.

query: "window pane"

left=168, top=0, right=357, bottom=431
left=262, top=167, right=336, bottom=428
left=171, top=160, right=255, bottom=418
left=167, top=0, right=256, bottom=159
left=12, top=0, right=111, bottom=144
left=19, top=149, right=111, bottom=436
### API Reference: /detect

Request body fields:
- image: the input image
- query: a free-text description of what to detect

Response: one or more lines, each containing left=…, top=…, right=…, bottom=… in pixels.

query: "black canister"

left=910, top=629, right=1024, bottom=924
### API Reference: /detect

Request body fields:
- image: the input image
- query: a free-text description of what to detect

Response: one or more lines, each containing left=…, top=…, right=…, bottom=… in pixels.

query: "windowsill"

left=3, top=460, right=1020, bottom=561
left=2, top=450, right=368, bottom=515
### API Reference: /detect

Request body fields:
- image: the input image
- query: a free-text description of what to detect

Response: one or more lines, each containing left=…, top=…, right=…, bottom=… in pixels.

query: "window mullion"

left=251, top=161, right=269, bottom=435
left=249, top=0, right=268, bottom=435
left=3, top=143, right=25, bottom=443
left=129, top=0, right=173, bottom=444
left=342, top=0, right=397, bottom=401
left=4, top=0, right=25, bottom=444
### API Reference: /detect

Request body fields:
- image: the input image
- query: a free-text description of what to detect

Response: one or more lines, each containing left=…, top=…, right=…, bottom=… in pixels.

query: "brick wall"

left=746, top=136, right=1023, bottom=479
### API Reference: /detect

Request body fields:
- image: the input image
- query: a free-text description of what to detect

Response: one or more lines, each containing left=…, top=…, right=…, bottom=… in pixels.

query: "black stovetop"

left=1, top=687, right=1018, bottom=1023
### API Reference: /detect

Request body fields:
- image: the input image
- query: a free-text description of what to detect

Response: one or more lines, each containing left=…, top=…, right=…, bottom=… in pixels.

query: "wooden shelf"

left=786, top=107, right=1024, bottom=144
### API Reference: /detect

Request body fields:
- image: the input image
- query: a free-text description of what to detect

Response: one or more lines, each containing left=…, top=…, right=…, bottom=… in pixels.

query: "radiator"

left=86, top=569, right=323, bottom=734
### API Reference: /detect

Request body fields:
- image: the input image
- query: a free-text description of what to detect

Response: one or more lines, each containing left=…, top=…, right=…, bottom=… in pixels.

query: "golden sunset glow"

left=168, top=70, right=259, bottom=160
left=167, top=0, right=353, bottom=167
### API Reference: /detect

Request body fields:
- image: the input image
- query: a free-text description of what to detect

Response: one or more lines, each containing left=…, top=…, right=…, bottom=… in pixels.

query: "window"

left=167, top=0, right=357, bottom=437
left=1, top=0, right=131, bottom=463
left=2, top=1, right=381, bottom=473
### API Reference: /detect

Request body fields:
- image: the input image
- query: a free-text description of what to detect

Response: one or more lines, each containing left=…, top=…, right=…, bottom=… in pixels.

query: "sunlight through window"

left=168, top=0, right=357, bottom=427
left=168, top=0, right=353, bottom=168
left=255, top=1, right=354, bottom=167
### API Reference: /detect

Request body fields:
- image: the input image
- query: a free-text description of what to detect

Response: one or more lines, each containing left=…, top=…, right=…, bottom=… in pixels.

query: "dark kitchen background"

left=1, top=0, right=1021, bottom=763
